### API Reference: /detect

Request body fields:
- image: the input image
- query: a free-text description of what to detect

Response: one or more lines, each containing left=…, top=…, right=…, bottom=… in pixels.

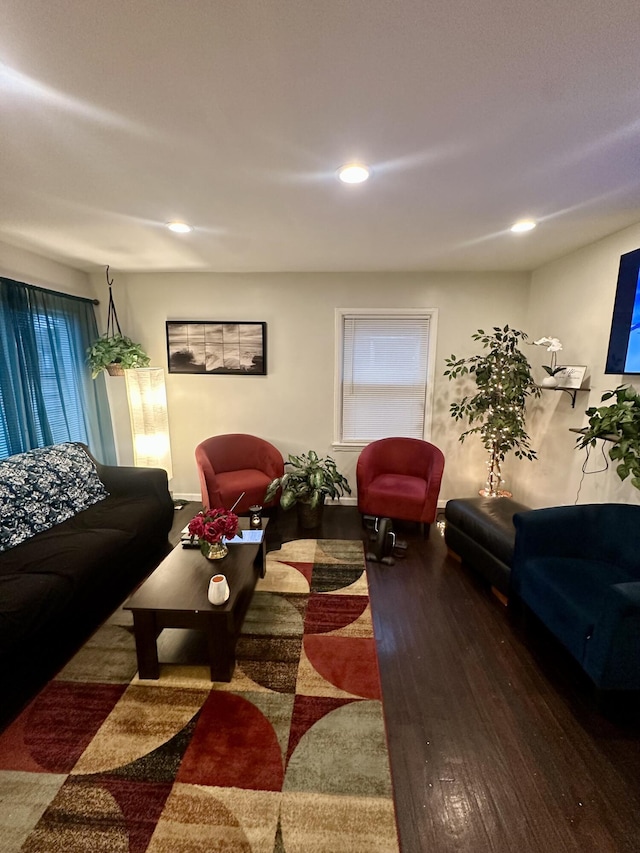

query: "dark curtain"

left=0, top=277, right=116, bottom=463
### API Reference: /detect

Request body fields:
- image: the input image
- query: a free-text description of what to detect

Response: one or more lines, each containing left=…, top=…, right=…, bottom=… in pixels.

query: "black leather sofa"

left=444, top=496, right=531, bottom=595
left=0, top=442, right=174, bottom=724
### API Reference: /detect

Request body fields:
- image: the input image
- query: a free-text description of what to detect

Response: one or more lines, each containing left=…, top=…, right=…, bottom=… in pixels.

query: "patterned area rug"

left=0, top=539, right=399, bottom=853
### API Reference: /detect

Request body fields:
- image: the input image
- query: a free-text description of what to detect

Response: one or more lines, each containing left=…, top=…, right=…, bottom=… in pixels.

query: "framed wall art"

left=555, top=365, right=587, bottom=389
left=166, top=321, right=267, bottom=375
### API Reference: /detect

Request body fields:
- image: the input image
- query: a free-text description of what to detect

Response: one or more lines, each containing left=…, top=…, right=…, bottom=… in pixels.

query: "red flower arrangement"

left=188, top=507, right=242, bottom=556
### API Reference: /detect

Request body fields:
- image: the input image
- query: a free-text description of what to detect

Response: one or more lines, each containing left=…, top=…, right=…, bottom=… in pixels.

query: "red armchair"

left=195, top=434, right=284, bottom=514
left=356, top=437, right=445, bottom=531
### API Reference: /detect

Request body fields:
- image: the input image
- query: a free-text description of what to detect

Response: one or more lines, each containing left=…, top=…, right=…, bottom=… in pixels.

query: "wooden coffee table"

left=124, top=518, right=267, bottom=682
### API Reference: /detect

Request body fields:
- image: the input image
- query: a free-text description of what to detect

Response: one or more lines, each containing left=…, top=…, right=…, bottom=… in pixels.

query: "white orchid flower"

left=534, top=336, right=563, bottom=352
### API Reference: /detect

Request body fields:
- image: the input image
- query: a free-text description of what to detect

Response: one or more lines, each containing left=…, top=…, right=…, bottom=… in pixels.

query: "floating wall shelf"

left=569, top=427, right=619, bottom=443
left=537, top=385, right=590, bottom=408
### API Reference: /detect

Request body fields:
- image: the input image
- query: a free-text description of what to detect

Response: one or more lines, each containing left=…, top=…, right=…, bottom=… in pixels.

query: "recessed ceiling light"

left=337, top=163, right=371, bottom=184
left=166, top=221, right=193, bottom=233
left=510, top=219, right=537, bottom=233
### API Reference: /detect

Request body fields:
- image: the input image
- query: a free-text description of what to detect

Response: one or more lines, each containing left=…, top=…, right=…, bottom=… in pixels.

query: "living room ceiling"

left=2, top=0, right=640, bottom=275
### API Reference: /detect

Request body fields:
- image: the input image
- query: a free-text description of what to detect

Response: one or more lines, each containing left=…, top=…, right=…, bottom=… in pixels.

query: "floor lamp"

left=124, top=367, right=173, bottom=483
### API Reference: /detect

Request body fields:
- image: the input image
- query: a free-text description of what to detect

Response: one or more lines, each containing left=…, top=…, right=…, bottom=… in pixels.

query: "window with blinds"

left=0, top=312, right=88, bottom=458
left=0, top=275, right=115, bottom=463
left=32, top=312, right=88, bottom=446
left=336, top=310, right=437, bottom=445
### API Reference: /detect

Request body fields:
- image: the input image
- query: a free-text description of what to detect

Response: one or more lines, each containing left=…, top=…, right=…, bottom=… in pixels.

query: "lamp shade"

left=124, top=367, right=173, bottom=480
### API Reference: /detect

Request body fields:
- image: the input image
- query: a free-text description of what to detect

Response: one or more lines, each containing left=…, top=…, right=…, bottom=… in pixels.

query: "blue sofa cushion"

left=0, top=442, right=108, bottom=553
left=518, top=556, right=634, bottom=665
left=583, top=582, right=640, bottom=689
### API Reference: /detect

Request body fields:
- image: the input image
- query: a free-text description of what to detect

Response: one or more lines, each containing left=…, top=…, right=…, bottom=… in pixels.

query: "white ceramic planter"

left=208, top=574, right=230, bottom=605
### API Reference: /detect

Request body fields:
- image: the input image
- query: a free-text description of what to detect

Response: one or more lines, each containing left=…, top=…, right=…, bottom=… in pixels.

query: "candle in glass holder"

left=249, top=505, right=263, bottom=529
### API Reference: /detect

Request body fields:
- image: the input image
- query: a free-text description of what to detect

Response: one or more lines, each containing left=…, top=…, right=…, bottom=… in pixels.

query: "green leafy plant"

left=576, top=385, right=640, bottom=489
left=265, top=450, right=352, bottom=511
left=87, top=333, right=150, bottom=379
left=444, top=325, right=540, bottom=496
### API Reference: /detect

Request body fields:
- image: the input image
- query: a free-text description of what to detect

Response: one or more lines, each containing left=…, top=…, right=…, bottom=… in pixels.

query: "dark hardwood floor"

left=5, top=503, right=640, bottom=852
left=268, top=504, right=640, bottom=853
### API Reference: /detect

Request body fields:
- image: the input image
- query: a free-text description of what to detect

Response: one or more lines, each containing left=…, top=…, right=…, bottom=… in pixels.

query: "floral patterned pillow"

left=0, top=442, right=109, bottom=553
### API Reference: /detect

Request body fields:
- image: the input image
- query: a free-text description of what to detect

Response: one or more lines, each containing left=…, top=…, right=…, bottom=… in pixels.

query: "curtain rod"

left=1, top=276, right=99, bottom=305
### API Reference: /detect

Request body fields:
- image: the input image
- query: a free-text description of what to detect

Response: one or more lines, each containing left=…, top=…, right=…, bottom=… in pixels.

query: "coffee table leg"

left=206, top=615, right=235, bottom=682
left=131, top=610, right=160, bottom=679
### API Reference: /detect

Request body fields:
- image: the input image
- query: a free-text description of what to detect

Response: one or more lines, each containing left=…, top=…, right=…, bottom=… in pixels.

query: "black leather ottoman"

left=444, top=497, right=531, bottom=596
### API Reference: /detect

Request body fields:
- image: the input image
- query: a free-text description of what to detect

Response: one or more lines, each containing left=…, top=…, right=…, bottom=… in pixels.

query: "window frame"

left=333, top=307, right=439, bottom=450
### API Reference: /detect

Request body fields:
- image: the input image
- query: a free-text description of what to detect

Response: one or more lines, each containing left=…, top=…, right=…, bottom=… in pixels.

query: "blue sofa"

left=511, top=503, right=640, bottom=691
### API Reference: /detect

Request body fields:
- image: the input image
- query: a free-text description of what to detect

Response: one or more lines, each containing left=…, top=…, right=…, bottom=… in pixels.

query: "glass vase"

left=205, top=541, right=228, bottom=560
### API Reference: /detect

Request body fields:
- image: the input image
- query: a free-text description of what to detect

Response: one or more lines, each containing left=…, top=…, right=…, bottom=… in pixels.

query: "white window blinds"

left=0, top=312, right=88, bottom=458
left=340, top=313, right=433, bottom=443
left=31, top=312, right=88, bottom=446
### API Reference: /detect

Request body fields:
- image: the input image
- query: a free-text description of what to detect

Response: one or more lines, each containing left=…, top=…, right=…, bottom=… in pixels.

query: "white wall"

left=0, top=240, right=94, bottom=298
left=7, top=231, right=640, bottom=509
left=95, top=270, right=530, bottom=500
left=514, top=222, right=640, bottom=508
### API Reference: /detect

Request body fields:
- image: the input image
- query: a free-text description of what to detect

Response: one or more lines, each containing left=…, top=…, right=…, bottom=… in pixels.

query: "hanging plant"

left=87, top=333, right=150, bottom=378
left=576, top=385, right=640, bottom=490
left=444, top=325, right=540, bottom=497
left=87, top=266, right=150, bottom=379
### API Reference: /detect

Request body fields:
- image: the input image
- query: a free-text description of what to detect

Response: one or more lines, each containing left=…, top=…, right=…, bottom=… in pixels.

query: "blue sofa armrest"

left=584, top=582, right=640, bottom=690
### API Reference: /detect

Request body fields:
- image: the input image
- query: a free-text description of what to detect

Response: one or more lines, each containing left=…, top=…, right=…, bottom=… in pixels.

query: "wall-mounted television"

left=605, top=247, right=640, bottom=374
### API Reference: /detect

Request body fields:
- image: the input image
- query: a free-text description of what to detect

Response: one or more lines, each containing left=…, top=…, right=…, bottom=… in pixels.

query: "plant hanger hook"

left=105, top=265, right=122, bottom=338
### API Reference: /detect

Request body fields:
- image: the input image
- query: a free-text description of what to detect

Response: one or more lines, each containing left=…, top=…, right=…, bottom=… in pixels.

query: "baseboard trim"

left=326, top=497, right=358, bottom=506
left=173, top=495, right=359, bottom=507
left=173, top=495, right=447, bottom=508
left=172, top=493, right=201, bottom=502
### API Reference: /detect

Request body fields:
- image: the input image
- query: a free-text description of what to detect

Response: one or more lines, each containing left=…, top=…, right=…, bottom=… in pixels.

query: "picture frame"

left=554, top=365, right=587, bottom=389
left=166, top=321, right=267, bottom=375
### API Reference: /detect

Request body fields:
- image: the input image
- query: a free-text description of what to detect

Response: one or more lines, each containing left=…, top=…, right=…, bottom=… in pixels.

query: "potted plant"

left=87, top=265, right=151, bottom=378
left=87, top=332, right=150, bottom=378
left=444, top=325, right=540, bottom=497
left=264, top=450, right=352, bottom=528
left=532, top=335, right=564, bottom=387
left=576, top=384, right=640, bottom=490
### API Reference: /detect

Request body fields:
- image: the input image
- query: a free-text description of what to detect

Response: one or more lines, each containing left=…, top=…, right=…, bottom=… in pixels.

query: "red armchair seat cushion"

left=216, top=469, right=273, bottom=510
left=366, top=473, right=427, bottom=519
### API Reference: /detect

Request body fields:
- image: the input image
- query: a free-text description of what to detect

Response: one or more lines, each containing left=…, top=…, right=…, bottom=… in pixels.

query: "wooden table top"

left=124, top=518, right=266, bottom=615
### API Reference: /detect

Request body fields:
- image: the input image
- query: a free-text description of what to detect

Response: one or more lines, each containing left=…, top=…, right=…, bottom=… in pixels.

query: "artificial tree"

left=444, top=325, right=540, bottom=497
